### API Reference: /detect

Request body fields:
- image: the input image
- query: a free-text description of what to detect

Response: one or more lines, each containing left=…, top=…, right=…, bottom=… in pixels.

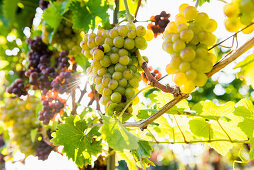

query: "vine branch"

left=113, top=0, right=119, bottom=25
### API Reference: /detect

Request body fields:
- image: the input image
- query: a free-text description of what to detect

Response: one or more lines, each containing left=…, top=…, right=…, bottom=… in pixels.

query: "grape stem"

left=208, top=22, right=254, bottom=51
left=134, top=0, right=142, bottom=22
left=136, top=50, right=180, bottom=96
left=113, top=0, right=119, bottom=24
left=123, top=0, right=133, bottom=22
left=195, top=0, right=199, bottom=8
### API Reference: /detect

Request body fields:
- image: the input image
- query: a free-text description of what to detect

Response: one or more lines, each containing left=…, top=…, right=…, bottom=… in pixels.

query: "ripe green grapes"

left=43, top=20, right=82, bottom=55
left=224, top=0, right=254, bottom=34
left=80, top=23, right=148, bottom=116
left=163, top=4, right=217, bottom=93
left=0, top=97, right=39, bottom=156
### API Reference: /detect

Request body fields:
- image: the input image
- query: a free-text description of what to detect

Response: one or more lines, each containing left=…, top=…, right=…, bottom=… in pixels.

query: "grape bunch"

left=80, top=23, right=148, bottom=115
left=224, top=0, right=254, bottom=33
left=7, top=79, right=28, bottom=97
left=35, top=132, right=53, bottom=161
left=39, top=90, right=66, bottom=125
left=52, top=20, right=82, bottom=56
left=163, top=4, right=217, bottom=93
left=0, top=97, right=39, bottom=156
left=148, top=11, right=171, bottom=37
left=25, top=36, right=57, bottom=91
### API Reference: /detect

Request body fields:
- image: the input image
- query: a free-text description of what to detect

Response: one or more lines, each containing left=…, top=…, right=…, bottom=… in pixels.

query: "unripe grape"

left=179, top=62, right=190, bottom=72
left=119, top=55, right=130, bottom=65
left=173, top=72, right=187, bottom=86
left=180, top=81, right=195, bottom=93
left=195, top=73, right=208, bottom=86
left=124, top=38, right=135, bottom=50
left=170, top=56, right=182, bottom=69
left=111, top=92, right=122, bottom=103
left=186, top=69, right=197, bottom=79
left=224, top=2, right=239, bottom=17
left=183, top=6, right=198, bottom=21
left=128, top=30, right=137, bottom=39
left=112, top=72, right=123, bottom=80
left=103, top=87, right=112, bottom=96
left=180, top=29, right=194, bottom=42
left=119, top=78, right=128, bottom=87
left=109, top=29, right=119, bottom=38
left=113, top=36, right=124, bottom=48
left=100, top=55, right=111, bottom=67
left=126, top=88, right=135, bottom=99
left=95, top=35, right=105, bottom=45
left=179, top=3, right=189, bottom=14
left=164, top=42, right=174, bottom=54
left=195, top=12, right=209, bottom=27
left=166, top=64, right=175, bottom=74
left=114, top=86, right=126, bottom=95
left=118, top=49, right=129, bottom=56
left=135, top=37, right=147, bottom=50
left=144, top=29, right=154, bottom=41
left=205, top=19, right=217, bottom=32
left=108, top=79, right=118, bottom=90
left=173, top=39, right=186, bottom=52
left=118, top=25, right=129, bottom=37
left=175, top=14, right=187, bottom=25
left=180, top=47, right=196, bottom=62
left=129, top=78, right=139, bottom=88
left=136, top=25, right=146, bottom=37
left=110, top=53, right=120, bottom=64
left=177, top=23, right=188, bottom=32
left=105, top=37, right=113, bottom=46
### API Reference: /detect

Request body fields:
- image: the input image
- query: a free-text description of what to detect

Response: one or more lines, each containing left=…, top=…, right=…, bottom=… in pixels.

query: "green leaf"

left=118, top=151, right=138, bottom=170
left=238, top=119, right=254, bottom=139
left=149, top=91, right=189, bottom=114
left=192, top=101, right=235, bottom=120
left=189, top=118, right=213, bottom=138
left=101, top=116, right=140, bottom=151
left=43, top=2, right=66, bottom=30
left=3, top=0, right=18, bottom=23
left=30, top=128, right=38, bottom=143
left=51, top=115, right=102, bottom=167
left=193, top=0, right=210, bottom=6
left=234, top=52, right=254, bottom=87
left=136, top=140, right=153, bottom=157
left=137, top=109, right=157, bottom=120
left=234, top=98, right=254, bottom=119
left=68, top=0, right=109, bottom=32
left=75, top=54, right=90, bottom=71
left=250, top=146, right=254, bottom=160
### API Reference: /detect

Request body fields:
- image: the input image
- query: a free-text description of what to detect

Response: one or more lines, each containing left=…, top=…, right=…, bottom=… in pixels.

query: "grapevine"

left=1, top=0, right=254, bottom=169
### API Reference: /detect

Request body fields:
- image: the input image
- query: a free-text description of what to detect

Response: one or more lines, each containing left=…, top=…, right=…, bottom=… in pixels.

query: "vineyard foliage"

left=0, top=0, right=254, bottom=169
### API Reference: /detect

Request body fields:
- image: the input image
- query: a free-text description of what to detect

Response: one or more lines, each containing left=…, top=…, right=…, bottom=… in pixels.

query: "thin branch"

left=195, top=0, right=199, bottom=8
left=92, top=86, right=101, bottom=111
left=71, top=89, right=77, bottom=115
left=209, top=23, right=254, bottom=51
left=217, top=120, right=233, bottom=142
left=207, top=36, right=254, bottom=78
left=77, top=81, right=88, bottom=104
left=134, top=0, right=142, bottom=21
left=113, top=0, right=119, bottom=24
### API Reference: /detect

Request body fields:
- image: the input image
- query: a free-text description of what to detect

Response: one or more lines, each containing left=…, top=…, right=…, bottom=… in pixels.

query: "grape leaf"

left=192, top=101, right=235, bottom=120
left=136, top=109, right=157, bottom=120
left=153, top=116, right=174, bottom=139
left=234, top=52, right=254, bottom=87
left=149, top=91, right=189, bottom=114
left=101, top=116, right=140, bottom=151
left=68, top=0, right=109, bottom=32
left=51, top=115, right=102, bottom=167
left=250, top=146, right=254, bottom=160
left=75, top=54, right=90, bottom=71
left=119, top=0, right=139, bottom=15
left=238, top=119, right=254, bottom=139
left=192, top=0, right=210, bottom=6
left=234, top=98, right=254, bottom=119
left=43, top=2, right=64, bottom=31
left=118, top=151, right=138, bottom=170
left=135, top=140, right=153, bottom=157
left=3, top=0, right=18, bottom=23
left=189, top=118, right=213, bottom=138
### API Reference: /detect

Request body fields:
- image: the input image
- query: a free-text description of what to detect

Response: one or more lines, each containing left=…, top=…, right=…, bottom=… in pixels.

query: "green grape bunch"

left=0, top=97, right=39, bottom=156
left=80, top=23, right=149, bottom=117
left=163, top=4, right=217, bottom=94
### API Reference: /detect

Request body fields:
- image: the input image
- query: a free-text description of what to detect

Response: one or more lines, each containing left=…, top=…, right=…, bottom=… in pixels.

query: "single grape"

left=124, top=38, right=135, bottom=50
left=112, top=72, right=123, bottom=80
left=113, top=36, right=124, bottom=48
left=111, top=92, right=122, bottom=103
left=119, top=55, right=130, bottom=65
left=183, top=6, right=198, bottom=21
left=136, top=25, right=146, bottom=37
left=110, top=53, right=120, bottom=64
left=135, top=37, right=147, bottom=50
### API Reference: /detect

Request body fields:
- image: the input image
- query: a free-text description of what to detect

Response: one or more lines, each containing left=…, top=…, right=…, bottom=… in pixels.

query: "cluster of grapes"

left=80, top=23, right=149, bottom=115
left=25, top=37, right=57, bottom=90
left=39, top=90, right=66, bottom=125
left=0, top=97, right=39, bottom=156
left=52, top=20, right=81, bottom=55
left=148, top=11, right=171, bottom=37
left=142, top=66, right=162, bottom=83
left=39, top=0, right=49, bottom=10
left=7, top=79, right=28, bottom=97
left=224, top=0, right=254, bottom=33
left=163, top=4, right=217, bottom=93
